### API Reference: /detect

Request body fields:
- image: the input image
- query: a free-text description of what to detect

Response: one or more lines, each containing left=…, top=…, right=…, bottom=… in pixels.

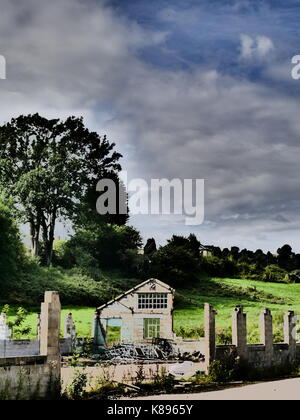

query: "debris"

left=90, top=339, right=204, bottom=362
left=168, top=361, right=196, bottom=378
left=93, top=343, right=170, bottom=361
left=113, top=381, right=141, bottom=391
left=152, top=337, right=175, bottom=355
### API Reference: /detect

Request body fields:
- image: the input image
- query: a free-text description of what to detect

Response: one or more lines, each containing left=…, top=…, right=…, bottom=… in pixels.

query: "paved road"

left=124, top=377, right=300, bottom=400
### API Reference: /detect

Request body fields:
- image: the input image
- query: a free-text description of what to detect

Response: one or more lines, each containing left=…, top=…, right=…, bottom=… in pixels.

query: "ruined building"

left=97, top=278, right=175, bottom=343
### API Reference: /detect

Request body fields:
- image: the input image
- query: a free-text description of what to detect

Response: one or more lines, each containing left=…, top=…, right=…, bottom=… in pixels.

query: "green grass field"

left=0, top=306, right=95, bottom=339
left=3, top=277, right=300, bottom=343
left=173, top=277, right=300, bottom=342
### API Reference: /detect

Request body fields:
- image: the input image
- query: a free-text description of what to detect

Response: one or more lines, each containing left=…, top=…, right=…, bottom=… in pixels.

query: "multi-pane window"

left=138, top=293, right=168, bottom=309
left=144, top=318, right=160, bottom=339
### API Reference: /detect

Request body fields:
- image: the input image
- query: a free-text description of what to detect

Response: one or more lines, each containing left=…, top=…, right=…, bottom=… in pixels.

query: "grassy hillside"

left=3, top=277, right=300, bottom=343
left=173, top=277, right=300, bottom=342
left=0, top=263, right=139, bottom=306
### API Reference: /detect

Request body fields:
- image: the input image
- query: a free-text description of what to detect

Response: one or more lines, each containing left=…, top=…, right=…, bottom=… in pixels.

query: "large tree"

left=0, top=114, right=122, bottom=265
left=150, top=234, right=202, bottom=286
left=277, top=244, right=293, bottom=271
left=74, top=176, right=129, bottom=229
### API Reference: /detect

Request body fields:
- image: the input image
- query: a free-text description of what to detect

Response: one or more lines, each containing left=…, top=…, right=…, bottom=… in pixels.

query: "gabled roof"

left=97, top=278, right=174, bottom=311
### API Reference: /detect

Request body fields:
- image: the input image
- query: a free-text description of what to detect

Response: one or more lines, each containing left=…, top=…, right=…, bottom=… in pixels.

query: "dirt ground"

left=61, top=362, right=204, bottom=389
left=62, top=364, right=300, bottom=400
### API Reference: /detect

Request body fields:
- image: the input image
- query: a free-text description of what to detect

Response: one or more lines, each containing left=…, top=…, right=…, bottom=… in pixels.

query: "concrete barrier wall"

left=0, top=356, right=53, bottom=399
left=0, top=338, right=85, bottom=358
left=0, top=340, right=39, bottom=358
left=205, top=305, right=300, bottom=371
left=173, top=338, right=205, bottom=355
left=0, top=292, right=61, bottom=400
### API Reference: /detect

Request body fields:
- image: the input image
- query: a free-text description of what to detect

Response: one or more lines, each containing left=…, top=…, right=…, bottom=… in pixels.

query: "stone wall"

left=0, top=340, right=40, bottom=358
left=0, top=291, right=61, bottom=400
left=204, top=304, right=300, bottom=371
left=0, top=356, right=54, bottom=399
left=0, top=338, right=82, bottom=358
left=173, top=338, right=205, bottom=355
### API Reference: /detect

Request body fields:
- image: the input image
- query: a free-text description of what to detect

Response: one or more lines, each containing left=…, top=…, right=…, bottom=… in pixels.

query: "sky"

left=0, top=0, right=300, bottom=252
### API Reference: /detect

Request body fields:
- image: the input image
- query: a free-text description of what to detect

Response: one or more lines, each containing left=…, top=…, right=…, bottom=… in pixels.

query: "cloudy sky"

left=1, top=0, right=300, bottom=252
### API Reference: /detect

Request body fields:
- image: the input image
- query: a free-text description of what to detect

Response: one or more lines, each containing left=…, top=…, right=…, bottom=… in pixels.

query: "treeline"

left=52, top=232, right=300, bottom=287
left=203, top=244, right=300, bottom=284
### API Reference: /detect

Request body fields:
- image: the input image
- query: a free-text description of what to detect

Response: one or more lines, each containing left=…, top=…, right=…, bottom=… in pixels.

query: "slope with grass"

left=3, top=276, right=300, bottom=343
left=173, top=277, right=300, bottom=342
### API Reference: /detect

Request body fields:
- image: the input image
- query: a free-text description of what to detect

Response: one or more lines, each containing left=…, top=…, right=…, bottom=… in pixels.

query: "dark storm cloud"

left=0, top=0, right=300, bottom=251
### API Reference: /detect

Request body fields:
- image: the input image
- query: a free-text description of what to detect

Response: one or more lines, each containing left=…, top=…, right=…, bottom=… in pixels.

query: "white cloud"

left=256, top=35, right=274, bottom=56
left=240, top=34, right=274, bottom=60
left=240, top=34, right=254, bottom=59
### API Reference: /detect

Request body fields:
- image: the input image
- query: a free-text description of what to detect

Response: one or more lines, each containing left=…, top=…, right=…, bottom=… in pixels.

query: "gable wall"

left=99, top=281, right=174, bottom=342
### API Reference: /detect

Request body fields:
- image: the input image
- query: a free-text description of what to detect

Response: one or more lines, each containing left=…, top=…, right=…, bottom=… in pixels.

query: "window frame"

left=137, top=293, right=168, bottom=310
left=143, top=318, right=161, bottom=339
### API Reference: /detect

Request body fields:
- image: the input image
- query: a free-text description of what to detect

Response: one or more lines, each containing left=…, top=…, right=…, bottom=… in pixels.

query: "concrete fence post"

left=204, top=303, right=217, bottom=373
left=260, top=308, right=273, bottom=365
left=0, top=313, right=12, bottom=340
left=284, top=310, right=296, bottom=361
left=232, top=306, right=247, bottom=358
left=37, top=313, right=41, bottom=340
left=40, top=291, right=61, bottom=380
left=64, top=313, right=76, bottom=340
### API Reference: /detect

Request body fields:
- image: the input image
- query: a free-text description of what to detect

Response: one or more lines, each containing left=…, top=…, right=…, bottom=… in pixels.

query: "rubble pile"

left=93, top=338, right=204, bottom=362
left=96, top=343, right=170, bottom=361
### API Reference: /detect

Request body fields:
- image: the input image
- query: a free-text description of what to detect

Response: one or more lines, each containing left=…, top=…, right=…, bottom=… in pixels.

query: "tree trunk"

left=45, top=238, right=54, bottom=267
left=41, top=210, right=56, bottom=267
left=30, top=220, right=40, bottom=257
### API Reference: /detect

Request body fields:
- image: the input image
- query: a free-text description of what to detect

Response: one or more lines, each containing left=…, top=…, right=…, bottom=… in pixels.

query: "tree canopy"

left=0, top=114, right=122, bottom=265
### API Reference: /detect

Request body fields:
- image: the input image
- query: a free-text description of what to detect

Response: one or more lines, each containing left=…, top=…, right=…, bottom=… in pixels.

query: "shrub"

left=1, top=262, right=121, bottom=306
left=201, top=256, right=239, bottom=278
left=0, top=194, right=25, bottom=290
left=216, top=328, right=232, bottom=345
left=151, top=244, right=200, bottom=287
left=209, top=353, right=299, bottom=383
left=54, top=224, right=142, bottom=275
left=0, top=305, right=32, bottom=338
left=119, top=250, right=150, bottom=279
left=67, top=369, right=88, bottom=400
left=263, top=265, right=288, bottom=283
left=286, top=270, right=300, bottom=284
left=174, top=326, right=204, bottom=339
left=208, top=350, right=240, bottom=382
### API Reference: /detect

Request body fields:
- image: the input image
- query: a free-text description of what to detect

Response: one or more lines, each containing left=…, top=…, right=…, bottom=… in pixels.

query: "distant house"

left=200, top=244, right=214, bottom=257
left=97, top=278, right=175, bottom=343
